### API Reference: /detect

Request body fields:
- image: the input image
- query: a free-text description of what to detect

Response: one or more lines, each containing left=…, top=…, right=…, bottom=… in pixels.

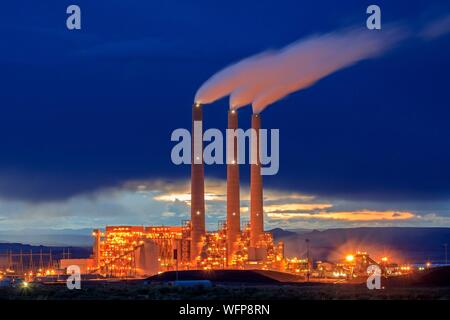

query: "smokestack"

left=226, top=109, right=240, bottom=265
left=191, top=103, right=205, bottom=263
left=249, top=113, right=264, bottom=260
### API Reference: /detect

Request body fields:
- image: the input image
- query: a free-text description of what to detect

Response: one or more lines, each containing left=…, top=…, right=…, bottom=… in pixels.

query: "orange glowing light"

left=267, top=210, right=414, bottom=221
left=346, top=255, right=354, bottom=262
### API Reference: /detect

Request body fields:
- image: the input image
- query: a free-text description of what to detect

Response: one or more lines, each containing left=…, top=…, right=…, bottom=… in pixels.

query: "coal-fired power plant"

left=69, top=102, right=285, bottom=278
left=47, top=102, right=416, bottom=281
left=7, top=24, right=435, bottom=282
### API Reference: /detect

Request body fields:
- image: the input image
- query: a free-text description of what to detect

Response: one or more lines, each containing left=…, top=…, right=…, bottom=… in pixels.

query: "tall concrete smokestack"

left=249, top=113, right=264, bottom=260
left=191, top=103, right=205, bottom=263
left=226, top=109, right=240, bottom=265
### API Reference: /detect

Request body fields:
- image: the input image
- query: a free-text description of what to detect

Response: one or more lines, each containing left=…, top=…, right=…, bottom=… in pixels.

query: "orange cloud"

left=128, top=178, right=416, bottom=224
left=154, top=192, right=224, bottom=203
left=265, top=203, right=333, bottom=212
left=267, top=210, right=415, bottom=221
left=147, top=178, right=314, bottom=205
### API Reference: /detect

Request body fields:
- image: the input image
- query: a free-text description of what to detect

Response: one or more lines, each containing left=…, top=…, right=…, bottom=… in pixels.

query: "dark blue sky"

left=1, top=1, right=450, bottom=229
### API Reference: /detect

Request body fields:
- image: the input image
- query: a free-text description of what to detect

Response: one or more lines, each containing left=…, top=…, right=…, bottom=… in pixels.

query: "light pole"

left=305, top=239, right=310, bottom=281
left=444, top=243, right=448, bottom=265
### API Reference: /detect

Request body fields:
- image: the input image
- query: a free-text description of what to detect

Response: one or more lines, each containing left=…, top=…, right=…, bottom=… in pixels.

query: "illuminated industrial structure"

left=89, top=226, right=187, bottom=277
left=0, top=103, right=429, bottom=283
left=0, top=250, right=58, bottom=281
left=77, top=103, right=284, bottom=278
left=87, top=222, right=284, bottom=278
left=50, top=103, right=416, bottom=280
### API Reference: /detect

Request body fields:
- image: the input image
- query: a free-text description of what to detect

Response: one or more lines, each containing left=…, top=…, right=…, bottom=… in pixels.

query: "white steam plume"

left=195, top=26, right=407, bottom=113
left=195, top=52, right=276, bottom=107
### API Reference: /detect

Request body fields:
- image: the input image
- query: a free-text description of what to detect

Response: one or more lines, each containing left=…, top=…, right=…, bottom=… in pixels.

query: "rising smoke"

left=195, top=26, right=406, bottom=113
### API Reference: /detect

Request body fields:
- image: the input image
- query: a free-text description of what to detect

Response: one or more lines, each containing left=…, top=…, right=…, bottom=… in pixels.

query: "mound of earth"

left=387, top=266, right=450, bottom=287
left=146, top=269, right=303, bottom=284
left=410, top=267, right=450, bottom=286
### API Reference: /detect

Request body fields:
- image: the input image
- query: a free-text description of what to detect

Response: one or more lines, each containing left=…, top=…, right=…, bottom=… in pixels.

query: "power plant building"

left=84, top=104, right=283, bottom=278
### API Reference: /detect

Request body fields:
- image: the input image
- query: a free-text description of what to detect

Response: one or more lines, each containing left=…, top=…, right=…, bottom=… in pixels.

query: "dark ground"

left=1, top=283, right=450, bottom=300
left=1, top=267, right=450, bottom=300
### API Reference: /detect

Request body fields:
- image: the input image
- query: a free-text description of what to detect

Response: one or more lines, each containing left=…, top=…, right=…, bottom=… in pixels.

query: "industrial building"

left=67, top=103, right=284, bottom=278
left=0, top=106, right=427, bottom=282
left=53, top=103, right=413, bottom=280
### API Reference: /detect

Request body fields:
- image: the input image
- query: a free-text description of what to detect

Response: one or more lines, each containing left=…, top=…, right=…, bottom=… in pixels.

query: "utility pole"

left=7, top=250, right=12, bottom=271
left=445, top=243, right=448, bottom=265
left=305, top=238, right=310, bottom=281
left=29, top=249, right=34, bottom=274
left=19, top=250, right=23, bottom=274
left=49, top=249, right=53, bottom=269
left=39, top=249, right=44, bottom=270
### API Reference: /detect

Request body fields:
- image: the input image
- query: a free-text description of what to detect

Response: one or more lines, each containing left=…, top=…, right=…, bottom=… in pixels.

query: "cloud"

left=264, top=203, right=333, bottom=213
left=1, top=176, right=450, bottom=231
left=267, top=210, right=415, bottom=222
left=124, top=178, right=449, bottom=228
left=420, top=14, right=450, bottom=39
left=148, top=178, right=314, bottom=204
